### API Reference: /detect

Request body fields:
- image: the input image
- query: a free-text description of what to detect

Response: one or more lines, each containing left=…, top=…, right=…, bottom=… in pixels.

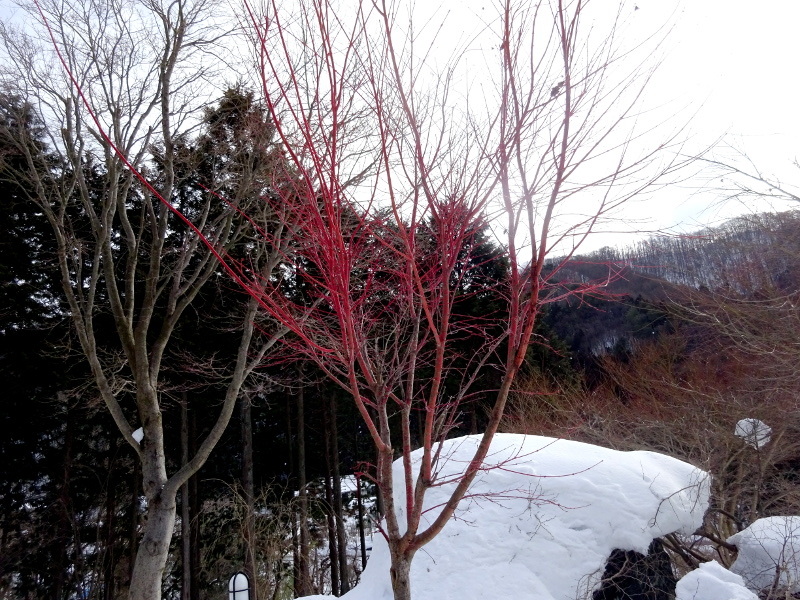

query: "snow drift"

left=675, top=560, right=757, bottom=600
left=728, top=516, right=800, bottom=593
left=301, top=433, right=710, bottom=600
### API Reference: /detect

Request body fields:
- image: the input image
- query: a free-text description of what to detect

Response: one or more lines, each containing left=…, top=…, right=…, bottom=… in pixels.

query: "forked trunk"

left=129, top=494, right=177, bottom=600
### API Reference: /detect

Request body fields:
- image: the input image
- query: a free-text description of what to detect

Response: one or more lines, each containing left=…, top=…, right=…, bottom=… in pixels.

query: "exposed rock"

left=593, top=539, right=677, bottom=600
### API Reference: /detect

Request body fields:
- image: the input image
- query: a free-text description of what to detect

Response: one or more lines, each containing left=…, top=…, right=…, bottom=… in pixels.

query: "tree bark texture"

left=180, top=398, right=191, bottom=600
left=389, top=550, right=413, bottom=600
left=129, top=495, right=177, bottom=600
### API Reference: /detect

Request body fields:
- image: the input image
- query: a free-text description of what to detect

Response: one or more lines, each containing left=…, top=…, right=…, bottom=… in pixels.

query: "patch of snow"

left=300, top=433, right=710, bottom=600
left=676, top=561, right=757, bottom=600
left=728, top=516, right=800, bottom=593
left=132, top=427, right=144, bottom=444
left=735, top=418, right=771, bottom=449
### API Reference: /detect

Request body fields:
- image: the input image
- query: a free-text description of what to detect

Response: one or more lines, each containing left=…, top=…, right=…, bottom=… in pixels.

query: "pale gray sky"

left=2, top=0, right=798, bottom=247
left=360, top=0, right=800, bottom=248
left=636, top=0, right=800, bottom=234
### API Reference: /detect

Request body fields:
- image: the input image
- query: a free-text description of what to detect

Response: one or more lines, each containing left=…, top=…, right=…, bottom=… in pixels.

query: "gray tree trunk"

left=323, top=471, right=340, bottom=595
left=296, top=383, right=311, bottom=596
left=329, top=397, right=349, bottom=594
left=241, top=395, right=258, bottom=600
left=355, top=477, right=367, bottom=570
left=129, top=494, right=177, bottom=600
left=389, top=550, right=413, bottom=600
left=181, top=398, right=191, bottom=600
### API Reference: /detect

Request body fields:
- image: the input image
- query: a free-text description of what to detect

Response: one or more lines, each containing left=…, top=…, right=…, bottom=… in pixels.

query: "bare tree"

left=703, top=149, right=800, bottom=208
left=230, top=1, right=691, bottom=599
left=0, top=2, right=289, bottom=599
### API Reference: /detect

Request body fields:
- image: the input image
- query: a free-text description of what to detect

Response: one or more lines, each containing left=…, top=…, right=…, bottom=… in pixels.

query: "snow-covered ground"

left=299, top=433, right=712, bottom=600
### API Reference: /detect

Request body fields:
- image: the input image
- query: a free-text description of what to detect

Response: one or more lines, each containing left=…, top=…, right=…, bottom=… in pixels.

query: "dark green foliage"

left=0, top=95, right=142, bottom=599
left=0, top=94, right=61, bottom=328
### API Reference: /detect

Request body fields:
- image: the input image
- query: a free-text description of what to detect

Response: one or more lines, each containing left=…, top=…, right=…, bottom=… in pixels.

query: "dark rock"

left=592, top=539, right=677, bottom=600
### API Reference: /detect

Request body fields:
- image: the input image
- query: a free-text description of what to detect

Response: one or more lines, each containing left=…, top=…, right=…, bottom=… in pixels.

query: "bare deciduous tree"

left=230, top=1, right=691, bottom=599
left=0, top=2, right=289, bottom=599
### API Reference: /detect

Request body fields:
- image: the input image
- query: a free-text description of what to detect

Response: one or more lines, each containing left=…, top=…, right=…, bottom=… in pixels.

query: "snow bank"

left=728, top=516, right=800, bottom=593
left=301, top=433, right=709, bottom=600
left=676, top=561, right=757, bottom=600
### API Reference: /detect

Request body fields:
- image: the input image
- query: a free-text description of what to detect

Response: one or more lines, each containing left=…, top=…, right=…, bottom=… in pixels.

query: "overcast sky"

left=635, top=0, right=800, bottom=234
left=1, top=0, right=797, bottom=247
left=659, top=0, right=800, bottom=152
left=404, top=0, right=800, bottom=247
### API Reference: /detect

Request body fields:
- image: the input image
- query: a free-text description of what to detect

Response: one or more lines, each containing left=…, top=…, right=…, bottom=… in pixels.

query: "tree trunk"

left=241, top=394, right=258, bottom=600
left=287, top=401, right=300, bottom=598
left=323, top=401, right=340, bottom=595
left=352, top=416, right=368, bottom=572
left=295, top=383, right=311, bottom=597
left=355, top=477, right=367, bottom=571
left=103, top=445, right=118, bottom=600
left=189, top=474, right=200, bottom=600
left=389, top=550, right=413, bottom=600
left=323, top=470, right=340, bottom=595
left=329, top=397, right=349, bottom=594
left=55, top=393, right=74, bottom=600
left=189, top=410, right=200, bottom=600
left=129, top=494, right=177, bottom=600
left=129, top=455, right=141, bottom=591
left=181, top=397, right=191, bottom=600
